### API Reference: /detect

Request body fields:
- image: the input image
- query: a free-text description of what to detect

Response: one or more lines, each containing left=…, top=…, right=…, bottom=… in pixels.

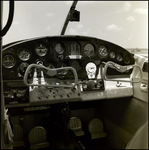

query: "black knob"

left=87, top=80, right=95, bottom=90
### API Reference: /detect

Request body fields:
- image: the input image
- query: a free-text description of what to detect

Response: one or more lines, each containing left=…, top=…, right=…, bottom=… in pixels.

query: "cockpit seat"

left=88, top=118, right=107, bottom=139
left=28, top=126, right=49, bottom=149
left=13, top=125, right=25, bottom=148
left=69, top=117, right=84, bottom=136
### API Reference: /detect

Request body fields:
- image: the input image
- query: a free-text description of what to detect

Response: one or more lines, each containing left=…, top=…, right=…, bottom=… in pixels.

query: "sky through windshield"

left=2, top=1, right=148, bottom=49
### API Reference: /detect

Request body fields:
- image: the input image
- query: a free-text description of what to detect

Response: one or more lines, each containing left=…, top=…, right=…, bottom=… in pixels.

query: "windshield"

left=2, top=1, right=148, bottom=56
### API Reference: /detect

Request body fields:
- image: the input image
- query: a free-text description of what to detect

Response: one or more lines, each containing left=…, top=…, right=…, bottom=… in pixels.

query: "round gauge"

left=70, top=42, right=80, bottom=55
left=116, top=53, right=123, bottom=62
left=55, top=43, right=64, bottom=54
left=70, top=60, right=81, bottom=72
left=109, top=51, right=115, bottom=59
left=124, top=55, right=131, bottom=64
left=18, top=48, right=31, bottom=61
left=2, top=55, right=15, bottom=68
left=98, top=45, right=108, bottom=57
left=86, top=62, right=97, bottom=73
left=35, top=43, right=48, bottom=56
left=84, top=43, right=95, bottom=58
left=18, top=62, right=29, bottom=76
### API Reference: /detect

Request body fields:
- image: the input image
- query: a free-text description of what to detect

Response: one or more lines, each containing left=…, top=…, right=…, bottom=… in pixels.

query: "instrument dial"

left=124, top=55, right=131, bottom=64
left=98, top=45, right=108, bottom=57
left=86, top=62, right=96, bottom=73
left=55, top=43, right=64, bottom=54
left=84, top=43, right=95, bottom=58
left=86, top=62, right=97, bottom=79
left=109, top=51, right=115, bottom=59
left=116, top=53, right=123, bottom=62
left=70, top=60, right=81, bottom=72
left=18, top=62, right=29, bottom=76
left=70, top=42, right=80, bottom=55
left=18, top=48, right=31, bottom=61
left=2, top=55, right=15, bottom=68
left=35, top=43, right=48, bottom=56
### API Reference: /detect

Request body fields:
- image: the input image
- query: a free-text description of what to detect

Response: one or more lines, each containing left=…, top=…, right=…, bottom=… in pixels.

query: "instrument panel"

left=2, top=35, right=135, bottom=105
left=2, top=35, right=135, bottom=80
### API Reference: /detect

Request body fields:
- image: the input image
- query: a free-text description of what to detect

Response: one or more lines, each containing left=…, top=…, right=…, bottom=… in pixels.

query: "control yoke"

left=23, top=64, right=79, bottom=88
left=103, top=61, right=142, bottom=83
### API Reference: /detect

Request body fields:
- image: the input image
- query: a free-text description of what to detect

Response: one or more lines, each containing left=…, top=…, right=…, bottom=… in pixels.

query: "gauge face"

left=18, top=48, right=31, bottom=61
left=84, top=43, right=95, bottom=58
left=2, top=55, right=15, bottom=68
left=35, top=43, right=48, bottom=56
left=86, top=62, right=96, bottom=73
left=124, top=55, right=131, bottom=64
left=18, top=62, right=30, bottom=76
left=98, top=45, right=108, bottom=57
left=116, top=53, right=123, bottom=62
left=86, top=62, right=97, bottom=79
left=19, top=62, right=29, bottom=70
left=55, top=43, right=64, bottom=54
left=70, top=60, right=81, bottom=72
left=109, top=51, right=115, bottom=59
left=70, top=42, right=80, bottom=55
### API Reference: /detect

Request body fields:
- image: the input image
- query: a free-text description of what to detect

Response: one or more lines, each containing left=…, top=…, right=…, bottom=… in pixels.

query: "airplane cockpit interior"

left=1, top=1, right=148, bottom=149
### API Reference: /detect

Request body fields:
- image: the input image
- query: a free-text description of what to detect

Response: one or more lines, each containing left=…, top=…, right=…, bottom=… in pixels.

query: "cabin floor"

left=14, top=129, right=112, bottom=149
left=12, top=102, right=112, bottom=149
left=47, top=130, right=112, bottom=149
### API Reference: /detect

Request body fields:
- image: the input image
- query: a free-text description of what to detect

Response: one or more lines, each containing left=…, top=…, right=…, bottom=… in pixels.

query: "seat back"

left=88, top=118, right=107, bottom=139
left=28, top=126, right=49, bottom=149
left=13, top=125, right=25, bottom=147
